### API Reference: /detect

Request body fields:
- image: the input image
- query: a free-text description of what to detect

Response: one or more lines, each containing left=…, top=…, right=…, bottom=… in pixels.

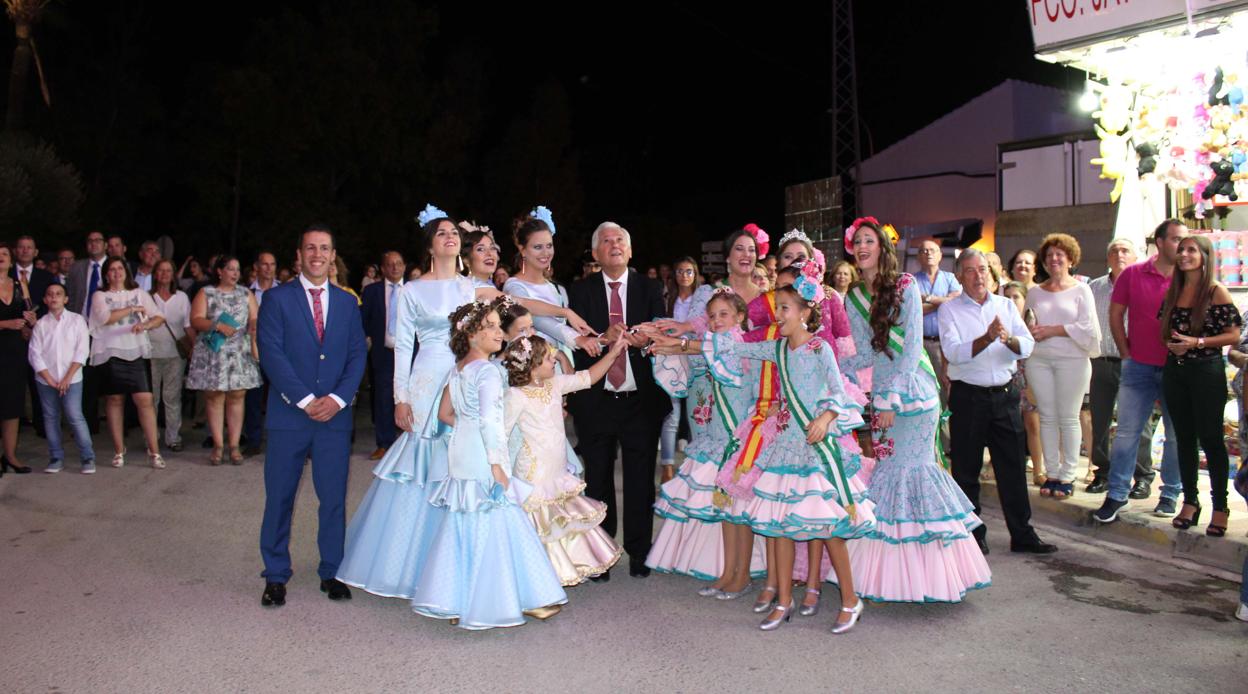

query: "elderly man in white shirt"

left=938, top=248, right=1056, bottom=556
left=28, top=283, right=96, bottom=474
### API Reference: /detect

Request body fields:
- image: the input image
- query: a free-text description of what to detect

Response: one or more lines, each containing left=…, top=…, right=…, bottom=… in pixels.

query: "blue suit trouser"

left=259, top=426, right=351, bottom=583
left=370, top=347, right=396, bottom=449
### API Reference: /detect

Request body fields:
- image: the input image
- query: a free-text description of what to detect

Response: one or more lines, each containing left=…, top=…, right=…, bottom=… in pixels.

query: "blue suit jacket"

left=257, top=279, right=368, bottom=432
left=360, top=280, right=388, bottom=364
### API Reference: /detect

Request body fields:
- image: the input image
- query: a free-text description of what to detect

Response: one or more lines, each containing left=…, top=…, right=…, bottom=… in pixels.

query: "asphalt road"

left=2, top=437, right=1244, bottom=693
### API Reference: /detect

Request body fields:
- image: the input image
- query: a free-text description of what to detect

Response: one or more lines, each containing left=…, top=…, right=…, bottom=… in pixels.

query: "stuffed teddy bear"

left=1135, top=142, right=1160, bottom=176
left=1204, top=157, right=1238, bottom=200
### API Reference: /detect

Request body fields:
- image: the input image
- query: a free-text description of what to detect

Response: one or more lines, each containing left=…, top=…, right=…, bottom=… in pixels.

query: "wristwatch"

left=1197, top=337, right=1205, bottom=350
left=680, top=337, right=690, bottom=353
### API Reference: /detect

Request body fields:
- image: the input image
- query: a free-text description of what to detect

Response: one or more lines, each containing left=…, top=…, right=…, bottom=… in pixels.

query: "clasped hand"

left=305, top=396, right=342, bottom=423
left=1167, top=330, right=1197, bottom=355
left=984, top=316, right=1011, bottom=343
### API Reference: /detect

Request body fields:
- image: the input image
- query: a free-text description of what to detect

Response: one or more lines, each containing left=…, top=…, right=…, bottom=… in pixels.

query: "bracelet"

left=1197, top=337, right=1205, bottom=350
left=680, top=337, right=689, bottom=353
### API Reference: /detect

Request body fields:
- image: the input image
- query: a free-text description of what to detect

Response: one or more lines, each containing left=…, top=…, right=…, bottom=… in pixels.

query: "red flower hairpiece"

left=742, top=223, right=770, bottom=258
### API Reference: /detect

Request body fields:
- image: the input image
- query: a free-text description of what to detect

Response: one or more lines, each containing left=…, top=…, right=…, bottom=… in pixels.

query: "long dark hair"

left=420, top=216, right=459, bottom=270
left=460, top=229, right=494, bottom=278
left=856, top=220, right=902, bottom=358
left=102, top=256, right=138, bottom=291
left=1159, top=234, right=1217, bottom=343
left=512, top=215, right=553, bottom=275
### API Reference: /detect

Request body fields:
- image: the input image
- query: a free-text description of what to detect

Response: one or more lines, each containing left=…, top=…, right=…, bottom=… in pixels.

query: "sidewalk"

left=979, top=456, right=1247, bottom=578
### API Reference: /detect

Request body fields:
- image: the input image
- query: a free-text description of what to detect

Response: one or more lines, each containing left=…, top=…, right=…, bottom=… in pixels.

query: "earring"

left=456, top=256, right=465, bottom=273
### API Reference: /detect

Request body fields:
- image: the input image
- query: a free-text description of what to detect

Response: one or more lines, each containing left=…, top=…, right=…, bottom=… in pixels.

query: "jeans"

left=36, top=381, right=95, bottom=464
left=1107, top=359, right=1182, bottom=503
left=660, top=394, right=681, bottom=465
left=1089, top=357, right=1157, bottom=484
left=1163, top=357, right=1231, bottom=510
left=150, top=357, right=184, bottom=447
left=1028, top=354, right=1091, bottom=484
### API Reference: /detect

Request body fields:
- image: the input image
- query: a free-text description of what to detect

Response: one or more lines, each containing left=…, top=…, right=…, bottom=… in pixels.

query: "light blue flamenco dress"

left=336, top=277, right=473, bottom=598
left=705, top=334, right=876, bottom=542
left=839, top=275, right=991, bottom=603
left=411, top=360, right=568, bottom=629
left=645, top=328, right=766, bottom=580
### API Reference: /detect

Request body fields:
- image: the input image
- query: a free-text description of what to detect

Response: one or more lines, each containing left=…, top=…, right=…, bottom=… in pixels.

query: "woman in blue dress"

left=838, top=217, right=991, bottom=603
left=411, top=300, right=567, bottom=629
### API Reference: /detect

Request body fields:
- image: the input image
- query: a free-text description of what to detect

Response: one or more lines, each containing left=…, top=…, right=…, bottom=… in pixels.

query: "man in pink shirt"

left=1093, top=220, right=1186, bottom=523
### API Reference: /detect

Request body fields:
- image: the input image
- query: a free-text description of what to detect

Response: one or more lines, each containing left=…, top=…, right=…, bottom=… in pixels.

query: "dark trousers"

left=370, top=347, right=396, bottom=449
left=1162, top=358, right=1231, bottom=510
left=1089, top=357, right=1156, bottom=484
left=949, top=380, right=1040, bottom=545
left=25, top=364, right=44, bottom=436
left=243, top=376, right=268, bottom=446
left=577, top=392, right=661, bottom=561
left=82, top=363, right=100, bottom=435
left=259, top=426, right=351, bottom=582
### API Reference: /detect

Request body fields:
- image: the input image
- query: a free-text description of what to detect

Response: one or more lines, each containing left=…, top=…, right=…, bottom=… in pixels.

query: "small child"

left=498, top=299, right=573, bottom=373
left=410, top=301, right=567, bottom=629
left=27, top=283, right=95, bottom=474
left=501, top=334, right=626, bottom=585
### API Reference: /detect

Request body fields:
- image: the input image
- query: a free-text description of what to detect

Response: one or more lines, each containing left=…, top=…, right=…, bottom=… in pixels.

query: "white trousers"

left=1026, top=354, right=1091, bottom=484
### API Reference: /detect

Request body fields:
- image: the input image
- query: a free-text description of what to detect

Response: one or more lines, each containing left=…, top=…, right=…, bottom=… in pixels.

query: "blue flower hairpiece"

left=417, top=203, right=450, bottom=227
left=530, top=205, right=556, bottom=235
left=792, top=274, right=820, bottom=303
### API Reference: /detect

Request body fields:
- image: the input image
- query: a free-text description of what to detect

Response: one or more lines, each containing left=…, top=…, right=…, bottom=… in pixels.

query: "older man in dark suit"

left=359, top=250, right=407, bottom=460
left=567, top=222, right=670, bottom=580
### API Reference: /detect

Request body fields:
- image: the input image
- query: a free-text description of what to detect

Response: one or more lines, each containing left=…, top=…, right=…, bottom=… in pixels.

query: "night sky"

left=4, top=1, right=1071, bottom=274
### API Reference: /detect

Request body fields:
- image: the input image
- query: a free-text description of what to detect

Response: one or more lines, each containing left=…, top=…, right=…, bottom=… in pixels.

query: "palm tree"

left=5, top=0, right=50, bottom=130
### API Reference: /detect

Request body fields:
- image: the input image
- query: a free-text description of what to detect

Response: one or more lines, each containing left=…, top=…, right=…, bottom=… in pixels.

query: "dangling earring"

left=456, top=256, right=465, bottom=274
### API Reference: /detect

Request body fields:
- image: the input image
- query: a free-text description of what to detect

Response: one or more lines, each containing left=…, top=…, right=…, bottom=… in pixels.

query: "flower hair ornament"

left=842, top=216, right=899, bottom=253
left=711, top=285, right=736, bottom=298
left=812, top=248, right=827, bottom=275
left=458, top=220, right=492, bottom=236
left=530, top=205, right=556, bottom=235
left=417, top=203, right=450, bottom=227
left=741, top=223, right=770, bottom=257
left=513, top=335, right=534, bottom=363
left=791, top=260, right=826, bottom=304
left=779, top=228, right=812, bottom=249
left=454, top=301, right=488, bottom=331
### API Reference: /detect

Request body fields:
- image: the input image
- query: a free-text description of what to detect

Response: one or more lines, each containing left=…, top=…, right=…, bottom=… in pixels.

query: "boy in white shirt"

left=28, top=284, right=95, bottom=473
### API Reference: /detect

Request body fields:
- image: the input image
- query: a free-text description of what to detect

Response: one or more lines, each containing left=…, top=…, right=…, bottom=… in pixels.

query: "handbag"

left=202, top=311, right=242, bottom=353
left=164, top=322, right=192, bottom=360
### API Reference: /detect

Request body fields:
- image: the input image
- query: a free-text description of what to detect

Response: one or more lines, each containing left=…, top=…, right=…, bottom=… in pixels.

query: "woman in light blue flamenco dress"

left=651, top=274, right=873, bottom=633
left=338, top=206, right=508, bottom=598
left=411, top=301, right=567, bottom=629
left=839, top=217, right=991, bottom=603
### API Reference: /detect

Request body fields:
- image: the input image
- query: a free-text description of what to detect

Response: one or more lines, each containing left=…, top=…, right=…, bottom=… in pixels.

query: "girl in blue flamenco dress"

left=410, top=301, right=568, bottom=629
left=651, top=273, right=874, bottom=634
left=838, top=218, right=990, bottom=603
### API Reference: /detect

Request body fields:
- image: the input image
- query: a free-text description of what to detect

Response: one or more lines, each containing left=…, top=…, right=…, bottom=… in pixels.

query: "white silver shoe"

left=697, top=585, right=724, bottom=598
left=758, top=599, right=794, bottom=631
left=715, top=582, right=755, bottom=601
left=111, top=451, right=125, bottom=468
left=798, top=587, right=821, bottom=617
left=751, top=585, right=778, bottom=613
left=150, top=453, right=166, bottom=469
left=1236, top=602, right=1248, bottom=623
left=831, top=598, right=864, bottom=634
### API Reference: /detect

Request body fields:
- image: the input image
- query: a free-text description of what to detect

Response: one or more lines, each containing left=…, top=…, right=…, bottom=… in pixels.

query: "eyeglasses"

left=919, top=248, right=941, bottom=255
left=675, top=269, right=695, bottom=276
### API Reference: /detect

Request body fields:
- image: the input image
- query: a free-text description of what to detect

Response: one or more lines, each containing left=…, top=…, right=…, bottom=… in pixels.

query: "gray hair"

left=955, top=247, right=986, bottom=273
left=1106, top=237, right=1137, bottom=254
left=591, top=221, right=631, bottom=249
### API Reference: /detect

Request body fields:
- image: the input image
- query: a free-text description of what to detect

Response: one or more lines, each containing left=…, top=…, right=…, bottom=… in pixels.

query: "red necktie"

left=607, top=281, right=626, bottom=388
left=310, top=288, right=325, bottom=343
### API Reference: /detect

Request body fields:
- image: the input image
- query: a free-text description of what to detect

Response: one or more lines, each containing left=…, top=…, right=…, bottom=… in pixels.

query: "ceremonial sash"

left=776, top=340, right=856, bottom=520
left=722, top=292, right=779, bottom=483
left=845, top=282, right=950, bottom=470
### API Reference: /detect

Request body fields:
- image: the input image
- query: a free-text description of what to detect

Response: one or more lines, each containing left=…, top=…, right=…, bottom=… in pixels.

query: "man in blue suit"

left=257, top=225, right=367, bottom=607
left=358, top=250, right=407, bottom=460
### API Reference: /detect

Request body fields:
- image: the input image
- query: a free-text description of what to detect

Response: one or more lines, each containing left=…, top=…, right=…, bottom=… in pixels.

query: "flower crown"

left=742, top=223, right=770, bottom=257
left=530, top=205, right=556, bottom=235
left=711, top=285, right=736, bottom=298
left=458, top=220, right=492, bottom=236
left=453, top=301, right=488, bottom=332
left=842, top=216, right=899, bottom=253
left=417, top=203, right=450, bottom=227
left=791, top=260, right=826, bottom=304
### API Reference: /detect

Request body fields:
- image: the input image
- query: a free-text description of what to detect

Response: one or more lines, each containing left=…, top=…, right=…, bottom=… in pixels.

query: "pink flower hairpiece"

left=812, top=248, right=826, bottom=274
left=791, top=260, right=826, bottom=304
left=842, top=216, right=897, bottom=254
left=742, top=223, right=770, bottom=258
left=711, top=285, right=736, bottom=297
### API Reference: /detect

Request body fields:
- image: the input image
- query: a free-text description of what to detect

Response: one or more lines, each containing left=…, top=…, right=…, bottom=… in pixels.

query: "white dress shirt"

left=250, top=279, right=277, bottom=306
left=601, top=270, right=637, bottom=392
left=938, top=291, right=1034, bottom=387
left=295, top=273, right=345, bottom=411
left=134, top=270, right=153, bottom=292
left=382, top=279, right=403, bottom=349
left=28, top=309, right=90, bottom=386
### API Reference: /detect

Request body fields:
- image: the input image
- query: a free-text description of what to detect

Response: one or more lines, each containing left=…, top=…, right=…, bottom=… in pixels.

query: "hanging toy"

left=1204, top=157, right=1239, bottom=200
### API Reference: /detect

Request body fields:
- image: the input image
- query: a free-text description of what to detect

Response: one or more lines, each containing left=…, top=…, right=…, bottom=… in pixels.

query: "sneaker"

left=1152, top=497, right=1178, bottom=517
left=1236, top=602, right=1248, bottom=622
left=44, top=460, right=63, bottom=474
left=81, top=461, right=96, bottom=475
left=1092, top=498, right=1129, bottom=524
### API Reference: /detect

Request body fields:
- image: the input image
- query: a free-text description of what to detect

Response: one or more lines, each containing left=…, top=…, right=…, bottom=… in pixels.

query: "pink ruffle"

left=741, top=470, right=876, bottom=541
left=846, top=535, right=991, bottom=603
left=645, top=516, right=767, bottom=579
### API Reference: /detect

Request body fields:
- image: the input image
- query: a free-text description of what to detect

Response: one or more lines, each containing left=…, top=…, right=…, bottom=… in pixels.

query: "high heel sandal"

left=1, top=456, right=32, bottom=474
left=758, top=598, right=793, bottom=631
left=1207, top=509, right=1230, bottom=537
left=1052, top=482, right=1074, bottom=500
left=752, top=585, right=778, bottom=614
left=831, top=598, right=865, bottom=635
left=1038, top=479, right=1054, bottom=496
left=149, top=452, right=166, bottom=470
left=229, top=447, right=244, bottom=466
left=209, top=448, right=224, bottom=466
left=111, top=450, right=126, bottom=468
left=1171, top=503, right=1202, bottom=530
left=798, top=587, right=821, bottom=617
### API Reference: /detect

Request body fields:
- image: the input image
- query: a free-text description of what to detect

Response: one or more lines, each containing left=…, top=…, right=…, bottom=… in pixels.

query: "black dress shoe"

left=975, top=535, right=990, bottom=555
left=629, top=563, right=651, bottom=578
left=1085, top=478, right=1109, bottom=494
left=589, top=570, right=610, bottom=583
left=261, top=582, right=286, bottom=607
left=320, top=578, right=352, bottom=601
left=1128, top=480, right=1151, bottom=500
left=1010, top=541, right=1058, bottom=554
left=242, top=445, right=263, bottom=457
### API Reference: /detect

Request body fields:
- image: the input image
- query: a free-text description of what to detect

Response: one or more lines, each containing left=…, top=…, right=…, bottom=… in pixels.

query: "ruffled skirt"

left=411, top=478, right=568, bottom=630
left=522, top=474, right=621, bottom=586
